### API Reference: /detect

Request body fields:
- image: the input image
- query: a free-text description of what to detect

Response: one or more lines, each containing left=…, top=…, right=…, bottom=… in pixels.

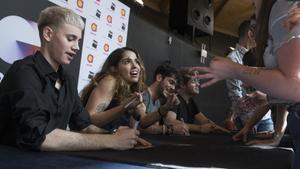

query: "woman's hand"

left=194, top=57, right=241, bottom=88
left=232, top=125, right=252, bottom=142
left=122, top=92, right=143, bottom=110
left=134, top=102, right=146, bottom=116
left=224, top=118, right=237, bottom=131
left=283, top=7, right=300, bottom=32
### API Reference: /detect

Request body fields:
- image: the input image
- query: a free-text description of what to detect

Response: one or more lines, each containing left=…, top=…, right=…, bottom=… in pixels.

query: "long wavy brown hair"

left=80, top=47, right=147, bottom=105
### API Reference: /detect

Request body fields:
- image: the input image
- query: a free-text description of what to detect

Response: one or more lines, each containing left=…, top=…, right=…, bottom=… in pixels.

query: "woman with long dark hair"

left=81, top=47, right=147, bottom=131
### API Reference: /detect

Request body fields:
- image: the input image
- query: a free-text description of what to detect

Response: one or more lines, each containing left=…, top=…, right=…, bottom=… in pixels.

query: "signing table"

left=65, top=133, right=294, bottom=169
left=0, top=133, right=294, bottom=169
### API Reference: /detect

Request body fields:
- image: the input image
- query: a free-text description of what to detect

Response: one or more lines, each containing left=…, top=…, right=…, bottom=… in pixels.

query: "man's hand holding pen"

left=162, top=89, right=180, bottom=110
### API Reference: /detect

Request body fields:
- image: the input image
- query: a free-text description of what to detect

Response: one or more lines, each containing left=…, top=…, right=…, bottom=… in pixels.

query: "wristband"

left=162, top=124, right=166, bottom=135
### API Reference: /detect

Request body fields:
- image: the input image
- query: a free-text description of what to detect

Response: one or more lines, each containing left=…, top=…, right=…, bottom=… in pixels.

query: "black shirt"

left=102, top=99, right=130, bottom=132
left=175, top=95, right=199, bottom=123
left=81, top=76, right=130, bottom=132
left=0, top=51, right=91, bottom=150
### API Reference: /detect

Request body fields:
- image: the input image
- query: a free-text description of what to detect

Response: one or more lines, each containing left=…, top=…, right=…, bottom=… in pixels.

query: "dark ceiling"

left=142, top=0, right=254, bottom=37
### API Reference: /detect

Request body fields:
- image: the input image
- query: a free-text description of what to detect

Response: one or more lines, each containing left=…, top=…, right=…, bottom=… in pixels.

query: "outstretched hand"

left=232, top=126, right=252, bottom=142
left=193, top=57, right=240, bottom=88
left=283, top=7, right=300, bottom=32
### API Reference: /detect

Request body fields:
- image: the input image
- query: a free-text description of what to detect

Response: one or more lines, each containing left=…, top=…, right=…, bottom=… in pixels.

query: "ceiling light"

left=134, top=0, right=144, bottom=6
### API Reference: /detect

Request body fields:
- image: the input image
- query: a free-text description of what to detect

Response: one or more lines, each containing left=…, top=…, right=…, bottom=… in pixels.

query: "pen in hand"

left=133, top=113, right=141, bottom=130
left=180, top=118, right=190, bottom=136
left=124, top=92, right=145, bottom=109
left=124, top=97, right=138, bottom=109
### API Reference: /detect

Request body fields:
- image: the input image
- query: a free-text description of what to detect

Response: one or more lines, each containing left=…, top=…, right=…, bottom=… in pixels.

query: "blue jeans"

left=255, top=118, right=274, bottom=132
left=287, top=104, right=300, bottom=169
left=235, top=117, right=274, bottom=133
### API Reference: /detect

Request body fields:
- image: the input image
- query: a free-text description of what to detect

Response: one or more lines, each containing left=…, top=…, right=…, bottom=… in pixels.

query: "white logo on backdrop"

left=48, top=0, right=130, bottom=93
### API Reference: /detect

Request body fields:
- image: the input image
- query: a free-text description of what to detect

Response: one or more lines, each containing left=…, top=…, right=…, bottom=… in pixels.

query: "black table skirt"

left=63, top=133, right=294, bottom=169
left=0, top=145, right=149, bottom=169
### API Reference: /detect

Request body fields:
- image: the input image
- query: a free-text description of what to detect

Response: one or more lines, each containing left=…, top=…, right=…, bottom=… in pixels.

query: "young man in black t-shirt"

left=168, top=68, right=229, bottom=134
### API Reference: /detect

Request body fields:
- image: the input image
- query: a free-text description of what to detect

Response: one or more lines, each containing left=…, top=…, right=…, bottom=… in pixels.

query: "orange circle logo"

left=77, top=0, right=84, bottom=8
left=87, top=54, right=94, bottom=63
left=103, top=43, right=109, bottom=52
left=107, top=15, right=112, bottom=24
left=117, top=35, right=123, bottom=43
left=91, top=23, right=97, bottom=32
left=121, top=9, right=126, bottom=17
